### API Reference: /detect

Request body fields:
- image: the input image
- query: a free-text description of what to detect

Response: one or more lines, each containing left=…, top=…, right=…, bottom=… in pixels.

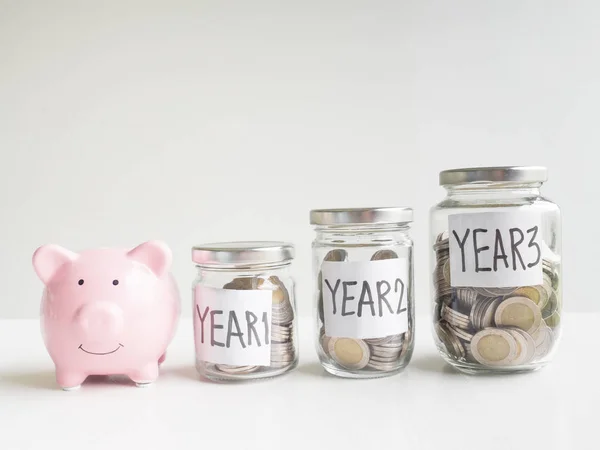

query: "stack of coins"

left=317, top=249, right=410, bottom=373
left=433, top=233, right=561, bottom=368
left=214, top=276, right=296, bottom=375
left=269, top=276, right=296, bottom=369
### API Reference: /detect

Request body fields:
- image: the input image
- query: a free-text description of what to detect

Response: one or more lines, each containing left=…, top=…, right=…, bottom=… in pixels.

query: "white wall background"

left=1, top=0, right=598, bottom=318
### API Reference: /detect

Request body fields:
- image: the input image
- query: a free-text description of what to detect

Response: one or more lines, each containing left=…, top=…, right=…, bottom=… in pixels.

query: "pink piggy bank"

left=32, top=241, right=180, bottom=390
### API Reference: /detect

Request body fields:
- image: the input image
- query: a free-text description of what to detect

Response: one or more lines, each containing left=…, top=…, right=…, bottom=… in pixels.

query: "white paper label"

left=448, top=211, right=543, bottom=287
left=194, top=286, right=272, bottom=366
left=322, top=259, right=409, bottom=339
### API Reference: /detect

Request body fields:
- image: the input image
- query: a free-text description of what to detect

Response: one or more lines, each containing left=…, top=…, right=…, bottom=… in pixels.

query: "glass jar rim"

left=309, top=207, right=413, bottom=226
left=439, top=166, right=547, bottom=187
left=192, top=241, right=294, bottom=267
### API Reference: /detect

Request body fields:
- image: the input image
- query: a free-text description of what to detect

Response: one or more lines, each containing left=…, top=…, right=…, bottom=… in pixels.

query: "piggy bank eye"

left=112, top=280, right=119, bottom=286
left=78, top=279, right=84, bottom=286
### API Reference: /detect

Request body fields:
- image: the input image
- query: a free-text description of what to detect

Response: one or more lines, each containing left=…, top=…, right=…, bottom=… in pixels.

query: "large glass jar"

left=191, top=242, right=298, bottom=381
left=430, top=167, right=561, bottom=374
left=310, top=207, right=415, bottom=379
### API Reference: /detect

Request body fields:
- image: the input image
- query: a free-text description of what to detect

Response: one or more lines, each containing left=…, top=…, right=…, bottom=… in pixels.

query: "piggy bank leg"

left=129, top=363, right=159, bottom=387
left=158, top=353, right=166, bottom=366
left=56, top=370, right=87, bottom=391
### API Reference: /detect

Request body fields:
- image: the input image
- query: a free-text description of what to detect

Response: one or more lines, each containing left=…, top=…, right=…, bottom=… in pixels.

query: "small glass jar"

left=191, top=242, right=298, bottom=381
left=430, top=167, right=562, bottom=374
left=310, top=207, right=415, bottom=379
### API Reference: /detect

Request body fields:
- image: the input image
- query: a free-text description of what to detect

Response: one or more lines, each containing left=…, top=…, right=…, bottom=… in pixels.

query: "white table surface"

left=0, top=315, right=596, bottom=450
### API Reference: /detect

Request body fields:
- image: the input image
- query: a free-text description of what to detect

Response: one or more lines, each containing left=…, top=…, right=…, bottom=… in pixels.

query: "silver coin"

left=446, top=323, right=474, bottom=342
left=325, top=249, right=349, bottom=262
left=435, top=321, right=466, bottom=359
left=270, top=360, right=294, bottom=368
left=370, top=348, right=401, bottom=358
left=454, top=288, right=479, bottom=312
left=365, top=334, right=404, bottom=345
left=371, top=249, right=398, bottom=260
left=367, top=361, right=400, bottom=371
left=215, top=364, right=260, bottom=374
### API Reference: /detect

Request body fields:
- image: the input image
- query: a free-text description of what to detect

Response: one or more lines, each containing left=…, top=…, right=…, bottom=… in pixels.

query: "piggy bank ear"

left=127, top=241, right=172, bottom=277
left=32, top=245, right=78, bottom=285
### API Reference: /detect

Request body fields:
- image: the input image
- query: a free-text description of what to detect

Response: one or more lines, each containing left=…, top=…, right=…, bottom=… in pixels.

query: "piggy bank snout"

left=77, top=302, right=124, bottom=341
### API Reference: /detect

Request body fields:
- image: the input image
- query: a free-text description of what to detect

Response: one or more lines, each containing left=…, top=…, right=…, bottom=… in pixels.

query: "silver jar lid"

left=309, top=207, right=413, bottom=226
left=439, top=166, right=548, bottom=186
left=192, top=241, right=294, bottom=267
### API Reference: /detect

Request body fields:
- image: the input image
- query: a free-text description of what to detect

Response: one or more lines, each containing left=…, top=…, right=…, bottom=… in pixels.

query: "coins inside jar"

left=432, top=233, right=561, bottom=369
left=317, top=248, right=410, bottom=374
left=210, top=275, right=296, bottom=376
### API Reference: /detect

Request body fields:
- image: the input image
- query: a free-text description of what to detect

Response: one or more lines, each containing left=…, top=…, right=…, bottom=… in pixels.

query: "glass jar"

left=310, top=207, right=415, bottom=378
left=191, top=242, right=298, bottom=381
left=430, top=167, right=561, bottom=374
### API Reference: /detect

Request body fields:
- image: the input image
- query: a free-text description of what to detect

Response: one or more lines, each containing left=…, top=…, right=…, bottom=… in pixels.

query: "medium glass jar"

left=310, top=207, right=415, bottom=379
left=191, top=242, right=298, bottom=381
left=430, top=167, right=561, bottom=374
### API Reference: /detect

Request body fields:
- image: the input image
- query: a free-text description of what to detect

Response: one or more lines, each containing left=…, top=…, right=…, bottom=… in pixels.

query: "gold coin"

left=505, top=328, right=536, bottom=365
left=328, top=337, right=370, bottom=370
left=494, top=296, right=542, bottom=334
left=512, top=287, right=541, bottom=305
left=471, top=328, right=518, bottom=366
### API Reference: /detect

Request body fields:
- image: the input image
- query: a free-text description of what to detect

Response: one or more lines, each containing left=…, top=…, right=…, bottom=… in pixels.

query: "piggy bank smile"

left=78, top=343, right=124, bottom=355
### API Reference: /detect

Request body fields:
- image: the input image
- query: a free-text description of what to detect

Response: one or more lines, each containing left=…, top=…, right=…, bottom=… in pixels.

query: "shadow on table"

left=161, top=365, right=242, bottom=385
left=410, top=354, right=459, bottom=374
left=0, top=372, right=161, bottom=390
left=296, top=362, right=330, bottom=378
left=0, top=370, right=59, bottom=390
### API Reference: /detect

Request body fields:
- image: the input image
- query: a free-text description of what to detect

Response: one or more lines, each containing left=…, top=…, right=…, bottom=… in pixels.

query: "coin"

left=435, top=321, right=465, bottom=359
left=222, top=275, right=296, bottom=371
left=454, top=288, right=478, bottom=313
left=505, top=328, right=536, bottom=365
left=442, top=304, right=471, bottom=330
left=215, top=364, right=260, bottom=374
left=442, top=259, right=451, bottom=284
left=320, top=328, right=331, bottom=356
left=371, top=250, right=398, bottom=260
left=494, top=296, right=542, bottom=334
left=366, top=334, right=404, bottom=370
left=223, top=277, right=265, bottom=290
left=514, top=328, right=536, bottom=364
left=328, top=337, right=370, bottom=370
left=544, top=311, right=561, bottom=328
left=446, top=323, right=474, bottom=342
left=533, top=325, right=555, bottom=359
left=324, top=249, right=348, bottom=262
left=512, top=286, right=541, bottom=306
left=470, top=328, right=518, bottom=367
left=541, top=290, right=558, bottom=320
